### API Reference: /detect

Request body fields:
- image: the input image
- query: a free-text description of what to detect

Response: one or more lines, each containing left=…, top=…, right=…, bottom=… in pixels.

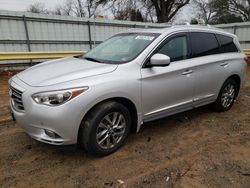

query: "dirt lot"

left=0, top=68, right=250, bottom=188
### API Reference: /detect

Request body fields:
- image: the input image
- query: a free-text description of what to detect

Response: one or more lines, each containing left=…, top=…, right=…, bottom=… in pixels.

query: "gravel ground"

left=0, top=68, right=250, bottom=188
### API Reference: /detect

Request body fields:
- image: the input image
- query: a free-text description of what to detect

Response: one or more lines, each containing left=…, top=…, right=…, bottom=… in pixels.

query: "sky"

left=0, top=0, right=194, bottom=23
left=0, top=0, right=62, bottom=11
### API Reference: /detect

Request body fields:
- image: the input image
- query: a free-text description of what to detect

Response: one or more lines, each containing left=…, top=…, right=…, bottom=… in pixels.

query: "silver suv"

left=9, top=26, right=248, bottom=155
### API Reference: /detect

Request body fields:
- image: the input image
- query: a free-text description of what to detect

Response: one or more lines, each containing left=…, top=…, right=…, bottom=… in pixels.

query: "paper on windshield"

left=135, top=35, right=155, bottom=41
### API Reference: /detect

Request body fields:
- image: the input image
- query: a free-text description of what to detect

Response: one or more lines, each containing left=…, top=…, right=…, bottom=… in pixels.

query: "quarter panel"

left=192, top=53, right=245, bottom=107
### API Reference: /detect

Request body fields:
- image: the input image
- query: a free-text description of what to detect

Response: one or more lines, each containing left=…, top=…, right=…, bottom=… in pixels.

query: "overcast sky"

left=0, top=0, right=194, bottom=23
left=0, top=0, right=62, bottom=11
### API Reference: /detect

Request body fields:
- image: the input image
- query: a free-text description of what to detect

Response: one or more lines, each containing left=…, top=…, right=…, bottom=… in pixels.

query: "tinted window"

left=157, top=36, right=188, bottom=62
left=190, top=32, right=220, bottom=57
left=216, top=34, right=238, bottom=53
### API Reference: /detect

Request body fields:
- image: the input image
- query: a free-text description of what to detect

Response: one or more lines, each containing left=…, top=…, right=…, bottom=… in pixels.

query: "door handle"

left=182, top=70, right=193, bottom=75
left=220, top=62, right=228, bottom=67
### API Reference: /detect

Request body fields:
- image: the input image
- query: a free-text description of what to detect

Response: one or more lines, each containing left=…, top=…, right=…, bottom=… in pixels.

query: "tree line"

left=27, top=0, right=250, bottom=24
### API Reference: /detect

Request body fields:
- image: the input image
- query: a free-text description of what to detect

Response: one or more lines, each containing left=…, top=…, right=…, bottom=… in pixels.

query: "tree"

left=143, top=1, right=156, bottom=22
left=228, top=0, right=250, bottom=21
left=106, top=0, right=130, bottom=20
left=192, top=0, right=244, bottom=24
left=27, top=2, right=49, bottom=14
left=98, top=0, right=190, bottom=22
left=54, top=6, right=63, bottom=15
left=76, top=0, right=85, bottom=17
left=130, top=9, right=144, bottom=22
left=211, top=12, right=243, bottom=24
left=27, top=0, right=190, bottom=23
left=193, top=0, right=215, bottom=24
left=98, top=0, right=146, bottom=21
left=86, top=0, right=100, bottom=18
left=51, top=0, right=75, bottom=16
left=209, top=0, right=244, bottom=24
left=113, top=8, right=144, bottom=21
left=148, top=0, right=191, bottom=23
left=190, top=18, right=198, bottom=24
left=71, top=0, right=100, bottom=18
left=62, top=0, right=75, bottom=16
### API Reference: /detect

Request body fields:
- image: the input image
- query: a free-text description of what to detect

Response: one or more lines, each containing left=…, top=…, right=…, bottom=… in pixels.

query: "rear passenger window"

left=157, top=36, right=188, bottom=62
left=190, top=32, right=220, bottom=57
left=216, top=34, right=238, bottom=53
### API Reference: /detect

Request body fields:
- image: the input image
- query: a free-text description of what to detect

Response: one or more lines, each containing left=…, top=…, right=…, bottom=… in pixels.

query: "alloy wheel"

left=96, top=112, right=126, bottom=149
left=221, top=83, right=235, bottom=108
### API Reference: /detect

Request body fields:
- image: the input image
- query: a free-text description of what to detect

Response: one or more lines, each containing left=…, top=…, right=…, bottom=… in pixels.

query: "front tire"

left=79, top=101, right=131, bottom=156
left=214, top=78, right=238, bottom=112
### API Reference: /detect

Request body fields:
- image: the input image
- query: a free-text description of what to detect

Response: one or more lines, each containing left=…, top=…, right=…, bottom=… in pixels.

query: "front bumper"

left=10, top=103, right=65, bottom=144
left=9, top=77, right=84, bottom=145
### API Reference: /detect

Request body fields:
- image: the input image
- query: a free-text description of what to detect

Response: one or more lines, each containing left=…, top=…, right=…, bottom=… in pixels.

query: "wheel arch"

left=227, top=74, right=241, bottom=97
left=77, top=97, right=139, bottom=144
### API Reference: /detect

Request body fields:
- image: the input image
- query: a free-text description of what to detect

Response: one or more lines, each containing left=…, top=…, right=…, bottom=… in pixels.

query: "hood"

left=17, top=57, right=118, bottom=87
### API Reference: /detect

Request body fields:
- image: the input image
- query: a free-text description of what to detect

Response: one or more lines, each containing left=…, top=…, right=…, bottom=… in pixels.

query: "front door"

left=141, top=33, right=195, bottom=122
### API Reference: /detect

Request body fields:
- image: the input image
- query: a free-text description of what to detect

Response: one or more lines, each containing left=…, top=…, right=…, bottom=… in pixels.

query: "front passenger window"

left=157, top=36, right=188, bottom=62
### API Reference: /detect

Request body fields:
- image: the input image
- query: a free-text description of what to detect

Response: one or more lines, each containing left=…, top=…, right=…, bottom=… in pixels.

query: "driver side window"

left=157, top=36, right=188, bottom=62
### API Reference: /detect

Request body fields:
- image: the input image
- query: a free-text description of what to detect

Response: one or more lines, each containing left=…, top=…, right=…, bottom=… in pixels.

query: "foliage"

left=27, top=2, right=49, bottom=14
left=148, top=0, right=191, bottom=22
left=228, top=0, right=250, bottom=21
left=190, top=18, right=198, bottom=24
left=27, top=0, right=249, bottom=24
left=193, top=0, right=245, bottom=24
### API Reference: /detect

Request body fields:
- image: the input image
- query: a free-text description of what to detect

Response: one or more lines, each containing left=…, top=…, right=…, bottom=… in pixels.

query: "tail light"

left=243, top=57, right=250, bottom=65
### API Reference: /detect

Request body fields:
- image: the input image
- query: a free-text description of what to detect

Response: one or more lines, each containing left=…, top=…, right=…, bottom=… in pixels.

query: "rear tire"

left=79, top=101, right=131, bottom=156
left=214, top=78, right=238, bottom=112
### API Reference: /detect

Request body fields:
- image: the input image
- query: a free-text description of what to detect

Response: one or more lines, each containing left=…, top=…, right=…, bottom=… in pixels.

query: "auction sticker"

left=135, top=35, right=155, bottom=41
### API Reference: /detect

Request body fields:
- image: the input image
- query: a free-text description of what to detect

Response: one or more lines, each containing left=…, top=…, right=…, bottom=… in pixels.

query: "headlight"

left=32, top=87, right=88, bottom=106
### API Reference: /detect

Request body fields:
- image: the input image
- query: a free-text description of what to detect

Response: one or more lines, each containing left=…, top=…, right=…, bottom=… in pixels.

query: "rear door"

left=190, top=32, right=229, bottom=107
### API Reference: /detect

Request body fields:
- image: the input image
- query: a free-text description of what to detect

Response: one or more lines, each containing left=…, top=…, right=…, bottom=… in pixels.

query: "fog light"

left=45, top=129, right=59, bottom=138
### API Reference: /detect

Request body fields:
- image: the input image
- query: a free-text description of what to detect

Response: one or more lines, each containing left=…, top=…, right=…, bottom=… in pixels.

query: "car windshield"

left=83, top=33, right=159, bottom=64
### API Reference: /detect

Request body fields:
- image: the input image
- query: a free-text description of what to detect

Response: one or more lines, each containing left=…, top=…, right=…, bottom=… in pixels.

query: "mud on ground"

left=0, top=68, right=250, bottom=188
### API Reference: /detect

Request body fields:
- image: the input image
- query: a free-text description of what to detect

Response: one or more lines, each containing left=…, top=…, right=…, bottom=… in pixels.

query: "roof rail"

left=186, top=23, right=214, bottom=28
left=173, top=23, right=214, bottom=27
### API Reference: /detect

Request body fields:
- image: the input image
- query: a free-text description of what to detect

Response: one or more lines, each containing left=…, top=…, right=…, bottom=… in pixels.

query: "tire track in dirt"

left=0, top=70, right=250, bottom=187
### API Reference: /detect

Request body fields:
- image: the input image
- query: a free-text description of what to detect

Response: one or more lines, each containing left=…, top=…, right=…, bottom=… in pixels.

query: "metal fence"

left=0, top=10, right=167, bottom=53
left=216, top=22, right=250, bottom=49
left=0, top=10, right=250, bottom=67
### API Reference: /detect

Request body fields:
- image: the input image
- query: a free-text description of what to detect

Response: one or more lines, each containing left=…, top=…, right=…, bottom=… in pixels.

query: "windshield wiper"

left=83, top=57, right=103, bottom=63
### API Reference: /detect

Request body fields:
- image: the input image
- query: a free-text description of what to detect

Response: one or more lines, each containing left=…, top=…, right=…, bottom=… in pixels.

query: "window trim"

left=143, top=32, right=192, bottom=68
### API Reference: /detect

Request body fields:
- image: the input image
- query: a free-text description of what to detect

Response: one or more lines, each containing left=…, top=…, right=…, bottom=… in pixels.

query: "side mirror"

left=148, top=53, right=170, bottom=67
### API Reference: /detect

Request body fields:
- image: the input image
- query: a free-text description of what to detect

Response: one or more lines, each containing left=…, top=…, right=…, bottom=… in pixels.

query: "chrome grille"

left=10, top=86, right=24, bottom=111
